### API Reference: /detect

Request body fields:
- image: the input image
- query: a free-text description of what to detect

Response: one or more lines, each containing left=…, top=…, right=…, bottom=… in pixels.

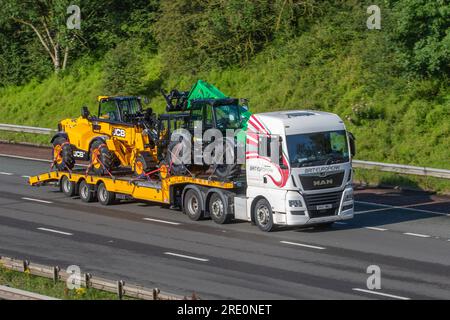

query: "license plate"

left=316, top=204, right=333, bottom=210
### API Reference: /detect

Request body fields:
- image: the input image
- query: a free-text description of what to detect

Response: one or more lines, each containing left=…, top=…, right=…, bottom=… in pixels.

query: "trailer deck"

left=29, top=169, right=242, bottom=205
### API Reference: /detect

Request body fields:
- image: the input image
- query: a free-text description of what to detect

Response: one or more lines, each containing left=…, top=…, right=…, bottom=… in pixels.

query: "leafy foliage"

left=153, top=0, right=323, bottom=73
left=387, top=0, right=450, bottom=76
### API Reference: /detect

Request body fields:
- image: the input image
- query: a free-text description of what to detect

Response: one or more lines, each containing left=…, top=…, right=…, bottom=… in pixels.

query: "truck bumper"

left=280, top=187, right=354, bottom=226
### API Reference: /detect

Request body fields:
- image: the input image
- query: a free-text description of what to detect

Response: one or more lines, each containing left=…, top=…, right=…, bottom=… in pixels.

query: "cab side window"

left=99, top=101, right=119, bottom=121
left=188, top=106, right=203, bottom=130
left=205, top=105, right=214, bottom=129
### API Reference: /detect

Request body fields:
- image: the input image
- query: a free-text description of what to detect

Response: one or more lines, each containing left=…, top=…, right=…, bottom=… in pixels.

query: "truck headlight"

left=344, top=191, right=353, bottom=202
left=288, top=200, right=303, bottom=207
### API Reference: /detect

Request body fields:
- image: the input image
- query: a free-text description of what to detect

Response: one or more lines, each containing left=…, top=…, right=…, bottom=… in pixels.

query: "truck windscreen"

left=287, top=130, right=349, bottom=168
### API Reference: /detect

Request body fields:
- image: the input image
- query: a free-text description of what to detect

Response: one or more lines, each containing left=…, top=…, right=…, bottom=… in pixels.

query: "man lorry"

left=30, top=110, right=355, bottom=232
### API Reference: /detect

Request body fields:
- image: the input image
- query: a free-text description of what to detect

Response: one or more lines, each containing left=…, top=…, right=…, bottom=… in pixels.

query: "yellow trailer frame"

left=29, top=171, right=236, bottom=205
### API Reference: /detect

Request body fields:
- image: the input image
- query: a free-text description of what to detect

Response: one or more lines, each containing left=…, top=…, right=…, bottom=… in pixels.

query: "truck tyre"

left=183, top=189, right=203, bottom=221
left=60, top=175, right=77, bottom=197
left=254, top=198, right=274, bottom=232
left=97, top=182, right=116, bottom=205
left=52, top=137, right=75, bottom=171
left=79, top=180, right=96, bottom=203
left=90, top=140, right=117, bottom=176
left=209, top=192, right=232, bottom=224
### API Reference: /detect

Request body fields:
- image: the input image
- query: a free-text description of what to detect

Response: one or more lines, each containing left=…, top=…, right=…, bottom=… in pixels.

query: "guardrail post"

left=53, top=266, right=60, bottom=283
left=153, top=288, right=160, bottom=300
left=23, top=260, right=30, bottom=273
left=85, top=273, right=91, bottom=289
left=117, top=280, right=125, bottom=300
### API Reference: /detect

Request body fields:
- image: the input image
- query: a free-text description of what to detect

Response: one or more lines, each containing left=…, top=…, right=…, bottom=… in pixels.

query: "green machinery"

left=161, top=80, right=251, bottom=179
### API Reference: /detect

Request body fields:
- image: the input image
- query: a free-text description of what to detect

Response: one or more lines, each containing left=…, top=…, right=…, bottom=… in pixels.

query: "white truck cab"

left=234, top=110, right=355, bottom=231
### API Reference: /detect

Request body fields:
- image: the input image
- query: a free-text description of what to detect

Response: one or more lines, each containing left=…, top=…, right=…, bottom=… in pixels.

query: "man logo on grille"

left=313, top=179, right=333, bottom=187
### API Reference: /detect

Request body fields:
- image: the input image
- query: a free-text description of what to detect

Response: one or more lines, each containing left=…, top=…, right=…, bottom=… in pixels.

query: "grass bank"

left=0, top=265, right=124, bottom=300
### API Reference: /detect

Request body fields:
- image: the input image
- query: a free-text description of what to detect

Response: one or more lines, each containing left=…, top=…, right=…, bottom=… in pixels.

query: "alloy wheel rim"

left=99, top=186, right=107, bottom=202
left=81, top=185, right=88, bottom=199
left=257, top=205, right=270, bottom=226
left=63, top=178, right=70, bottom=193
left=189, top=196, right=199, bottom=214
left=211, top=199, right=223, bottom=217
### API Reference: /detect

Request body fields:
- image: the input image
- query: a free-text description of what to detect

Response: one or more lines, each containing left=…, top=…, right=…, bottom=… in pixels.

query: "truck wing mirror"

left=348, top=132, right=356, bottom=157
left=81, top=106, right=90, bottom=119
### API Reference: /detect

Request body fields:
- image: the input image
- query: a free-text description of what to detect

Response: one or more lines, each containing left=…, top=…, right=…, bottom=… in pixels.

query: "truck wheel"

left=97, top=182, right=115, bottom=205
left=90, top=140, right=117, bottom=176
left=52, top=137, right=75, bottom=171
left=209, top=192, right=232, bottom=224
left=79, top=180, right=96, bottom=203
left=60, top=175, right=77, bottom=197
left=254, top=198, right=274, bottom=232
left=183, top=189, right=203, bottom=221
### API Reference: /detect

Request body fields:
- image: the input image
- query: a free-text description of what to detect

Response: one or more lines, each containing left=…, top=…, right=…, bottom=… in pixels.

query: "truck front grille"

left=303, top=191, right=343, bottom=218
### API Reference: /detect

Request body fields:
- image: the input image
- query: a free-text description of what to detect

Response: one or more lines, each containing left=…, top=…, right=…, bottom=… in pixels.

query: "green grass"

left=0, top=265, right=124, bottom=300
left=0, top=61, right=104, bottom=129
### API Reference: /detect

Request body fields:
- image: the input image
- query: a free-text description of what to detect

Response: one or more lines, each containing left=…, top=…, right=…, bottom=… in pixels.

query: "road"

left=0, top=147, right=449, bottom=299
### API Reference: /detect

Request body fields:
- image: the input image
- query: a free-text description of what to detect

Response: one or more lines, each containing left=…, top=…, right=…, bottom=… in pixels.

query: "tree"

left=103, top=41, right=147, bottom=96
left=388, top=0, right=450, bottom=77
left=153, top=0, right=324, bottom=73
left=0, top=0, right=85, bottom=73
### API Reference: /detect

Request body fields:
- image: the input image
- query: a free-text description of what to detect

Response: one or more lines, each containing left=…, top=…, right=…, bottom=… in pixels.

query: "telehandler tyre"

left=89, top=140, right=118, bottom=176
left=52, top=137, right=75, bottom=171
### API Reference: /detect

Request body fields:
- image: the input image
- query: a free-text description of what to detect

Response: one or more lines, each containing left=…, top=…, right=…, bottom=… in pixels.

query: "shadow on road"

left=289, top=188, right=450, bottom=233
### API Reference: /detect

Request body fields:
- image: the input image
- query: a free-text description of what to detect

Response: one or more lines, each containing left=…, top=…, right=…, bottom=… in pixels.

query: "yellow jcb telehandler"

left=51, top=96, right=160, bottom=176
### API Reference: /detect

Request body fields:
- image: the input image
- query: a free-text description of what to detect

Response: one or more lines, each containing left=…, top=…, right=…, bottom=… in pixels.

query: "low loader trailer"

left=29, top=110, right=356, bottom=232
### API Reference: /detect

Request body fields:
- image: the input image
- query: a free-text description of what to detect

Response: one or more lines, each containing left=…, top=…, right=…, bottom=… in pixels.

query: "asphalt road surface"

left=0, top=149, right=449, bottom=300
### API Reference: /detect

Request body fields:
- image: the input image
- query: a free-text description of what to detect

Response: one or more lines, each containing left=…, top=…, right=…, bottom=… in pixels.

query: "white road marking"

left=403, top=232, right=431, bottom=238
left=365, top=227, right=388, bottom=231
left=352, top=288, right=410, bottom=300
left=0, top=154, right=51, bottom=163
left=164, top=252, right=209, bottom=262
left=0, top=154, right=88, bottom=167
left=280, top=241, right=326, bottom=250
left=22, top=197, right=53, bottom=204
left=0, top=172, right=13, bottom=175
left=37, top=227, right=73, bottom=236
left=21, top=175, right=30, bottom=178
left=143, top=218, right=181, bottom=225
left=355, top=200, right=449, bottom=216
